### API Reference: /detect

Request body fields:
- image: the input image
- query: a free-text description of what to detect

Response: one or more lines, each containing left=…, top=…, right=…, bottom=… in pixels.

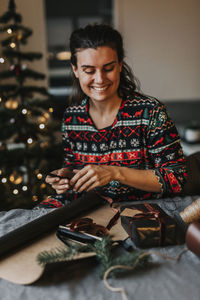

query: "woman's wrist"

left=103, top=165, right=124, bottom=183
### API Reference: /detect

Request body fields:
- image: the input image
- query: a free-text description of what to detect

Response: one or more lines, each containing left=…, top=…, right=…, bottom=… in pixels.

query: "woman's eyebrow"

left=81, top=61, right=116, bottom=68
left=103, top=61, right=116, bottom=67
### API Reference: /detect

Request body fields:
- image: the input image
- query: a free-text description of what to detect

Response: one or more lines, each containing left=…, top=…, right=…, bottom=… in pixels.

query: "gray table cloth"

left=0, top=196, right=200, bottom=300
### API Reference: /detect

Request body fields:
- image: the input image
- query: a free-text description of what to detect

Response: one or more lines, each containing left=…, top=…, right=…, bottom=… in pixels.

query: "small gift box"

left=120, top=203, right=184, bottom=248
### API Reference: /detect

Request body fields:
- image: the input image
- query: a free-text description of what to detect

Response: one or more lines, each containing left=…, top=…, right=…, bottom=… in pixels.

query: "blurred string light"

left=39, top=123, right=45, bottom=129
left=21, top=64, right=27, bottom=70
left=10, top=42, right=16, bottom=48
left=38, top=116, right=46, bottom=123
left=10, top=64, right=16, bottom=70
left=7, top=28, right=12, bottom=34
left=22, top=108, right=28, bottom=115
left=2, top=178, right=7, bottom=183
left=22, top=185, right=28, bottom=191
left=56, top=51, right=71, bottom=61
left=0, top=57, right=5, bottom=63
left=49, top=107, right=53, bottom=113
left=27, top=138, right=33, bottom=144
left=9, top=174, right=23, bottom=184
left=17, top=34, right=22, bottom=41
left=40, top=183, right=46, bottom=188
left=43, top=112, right=50, bottom=119
left=0, top=170, right=2, bottom=175
left=10, top=118, right=15, bottom=124
left=0, top=97, right=2, bottom=102
left=13, top=189, right=19, bottom=195
left=5, top=99, right=18, bottom=109
left=37, top=173, right=43, bottom=179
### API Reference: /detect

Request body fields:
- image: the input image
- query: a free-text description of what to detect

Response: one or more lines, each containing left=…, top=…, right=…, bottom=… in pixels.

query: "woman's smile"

left=90, top=85, right=110, bottom=92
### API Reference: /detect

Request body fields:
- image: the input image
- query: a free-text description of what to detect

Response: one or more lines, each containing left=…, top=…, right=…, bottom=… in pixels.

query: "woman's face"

left=71, top=46, right=122, bottom=104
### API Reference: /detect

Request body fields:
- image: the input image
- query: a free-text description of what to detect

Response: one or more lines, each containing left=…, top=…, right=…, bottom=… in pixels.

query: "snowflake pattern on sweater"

left=40, top=93, right=187, bottom=208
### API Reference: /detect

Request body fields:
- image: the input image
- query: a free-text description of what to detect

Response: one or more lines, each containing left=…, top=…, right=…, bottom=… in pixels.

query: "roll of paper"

left=185, top=221, right=200, bottom=257
left=0, top=191, right=104, bottom=258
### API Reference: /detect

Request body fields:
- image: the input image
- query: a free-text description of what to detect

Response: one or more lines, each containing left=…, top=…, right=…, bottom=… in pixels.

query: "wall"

left=0, top=0, right=48, bottom=86
left=114, top=0, right=200, bottom=101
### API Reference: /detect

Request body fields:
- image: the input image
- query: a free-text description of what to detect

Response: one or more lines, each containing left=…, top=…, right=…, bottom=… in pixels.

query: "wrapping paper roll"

left=186, top=221, right=200, bottom=257
left=0, top=191, right=104, bottom=258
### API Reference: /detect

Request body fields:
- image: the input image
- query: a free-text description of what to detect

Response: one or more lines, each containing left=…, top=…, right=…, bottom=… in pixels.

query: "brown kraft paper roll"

left=0, top=190, right=104, bottom=258
left=185, top=221, right=200, bottom=257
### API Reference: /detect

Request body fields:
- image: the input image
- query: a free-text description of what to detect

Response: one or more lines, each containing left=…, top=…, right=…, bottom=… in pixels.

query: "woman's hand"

left=45, top=168, right=70, bottom=194
left=70, top=165, right=115, bottom=193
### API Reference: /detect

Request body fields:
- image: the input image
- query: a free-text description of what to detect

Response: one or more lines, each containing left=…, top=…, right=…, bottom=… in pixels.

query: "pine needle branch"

left=37, top=244, right=89, bottom=266
left=37, top=236, right=151, bottom=279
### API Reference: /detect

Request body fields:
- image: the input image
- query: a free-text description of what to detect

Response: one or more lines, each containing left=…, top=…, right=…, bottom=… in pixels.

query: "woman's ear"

left=71, top=63, right=79, bottom=78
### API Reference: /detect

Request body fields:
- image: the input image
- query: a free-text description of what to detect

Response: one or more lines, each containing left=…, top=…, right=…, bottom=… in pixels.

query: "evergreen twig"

left=37, top=236, right=151, bottom=279
left=37, top=244, right=90, bottom=266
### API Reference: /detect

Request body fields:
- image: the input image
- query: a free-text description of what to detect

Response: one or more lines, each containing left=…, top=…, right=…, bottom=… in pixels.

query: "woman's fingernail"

left=64, top=179, right=68, bottom=183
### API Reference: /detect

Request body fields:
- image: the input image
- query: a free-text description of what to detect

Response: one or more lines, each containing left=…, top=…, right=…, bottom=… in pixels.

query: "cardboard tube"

left=186, top=221, right=200, bottom=257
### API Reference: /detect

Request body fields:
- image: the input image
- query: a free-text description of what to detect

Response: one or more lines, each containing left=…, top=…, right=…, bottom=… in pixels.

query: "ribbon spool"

left=180, top=197, right=200, bottom=224
left=179, top=197, right=200, bottom=257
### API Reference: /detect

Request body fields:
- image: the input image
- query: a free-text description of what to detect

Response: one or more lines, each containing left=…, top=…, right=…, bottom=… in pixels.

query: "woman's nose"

left=94, top=70, right=104, bottom=83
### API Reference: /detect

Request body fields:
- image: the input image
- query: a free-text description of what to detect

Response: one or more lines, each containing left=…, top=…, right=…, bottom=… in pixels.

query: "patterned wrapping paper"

left=120, top=203, right=185, bottom=248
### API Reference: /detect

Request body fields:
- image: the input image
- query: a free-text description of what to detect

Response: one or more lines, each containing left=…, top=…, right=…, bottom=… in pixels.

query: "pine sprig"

left=87, top=236, right=113, bottom=276
left=37, top=244, right=89, bottom=266
left=88, top=237, right=150, bottom=278
left=36, top=236, right=151, bottom=279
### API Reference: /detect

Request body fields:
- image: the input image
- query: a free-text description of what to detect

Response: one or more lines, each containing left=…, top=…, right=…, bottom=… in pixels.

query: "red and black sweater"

left=40, top=93, right=187, bottom=208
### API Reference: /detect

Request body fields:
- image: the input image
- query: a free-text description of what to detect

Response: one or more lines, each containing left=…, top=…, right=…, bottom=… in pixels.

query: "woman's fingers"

left=74, top=176, right=96, bottom=193
left=45, top=175, right=59, bottom=185
left=45, top=168, right=70, bottom=193
left=52, top=181, right=69, bottom=190
left=71, top=166, right=94, bottom=191
left=70, top=165, right=113, bottom=193
left=70, top=167, right=89, bottom=186
left=46, top=165, right=114, bottom=194
left=54, top=186, right=70, bottom=194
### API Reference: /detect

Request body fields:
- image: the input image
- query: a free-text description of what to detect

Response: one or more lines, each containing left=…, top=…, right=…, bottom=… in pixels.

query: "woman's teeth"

left=92, top=86, right=108, bottom=91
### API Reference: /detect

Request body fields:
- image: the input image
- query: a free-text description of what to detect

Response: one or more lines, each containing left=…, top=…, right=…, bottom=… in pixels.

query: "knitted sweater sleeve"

left=61, top=113, right=75, bottom=169
left=146, top=103, right=187, bottom=195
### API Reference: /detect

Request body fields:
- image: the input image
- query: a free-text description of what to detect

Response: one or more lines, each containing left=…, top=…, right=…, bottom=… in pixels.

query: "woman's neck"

left=89, top=96, right=122, bottom=129
left=89, top=95, right=122, bottom=115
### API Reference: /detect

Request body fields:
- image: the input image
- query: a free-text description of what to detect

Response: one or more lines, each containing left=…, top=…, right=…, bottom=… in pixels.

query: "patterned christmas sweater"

left=40, top=92, right=187, bottom=208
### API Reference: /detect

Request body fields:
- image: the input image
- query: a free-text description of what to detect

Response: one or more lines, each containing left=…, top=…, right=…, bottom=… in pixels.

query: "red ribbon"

left=69, top=217, right=109, bottom=236
left=69, top=192, right=121, bottom=236
left=69, top=191, right=121, bottom=237
left=129, top=203, right=166, bottom=246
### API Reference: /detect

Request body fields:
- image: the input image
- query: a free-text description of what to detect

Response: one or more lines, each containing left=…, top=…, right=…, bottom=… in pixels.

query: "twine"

left=180, top=197, right=200, bottom=224
left=103, top=248, right=188, bottom=300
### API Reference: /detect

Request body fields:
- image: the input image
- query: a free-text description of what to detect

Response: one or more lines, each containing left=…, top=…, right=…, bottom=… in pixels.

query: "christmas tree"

left=0, top=0, right=63, bottom=210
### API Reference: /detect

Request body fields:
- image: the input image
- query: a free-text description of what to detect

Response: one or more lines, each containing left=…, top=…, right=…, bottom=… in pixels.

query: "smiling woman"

left=38, top=24, right=187, bottom=208
left=71, top=46, right=122, bottom=129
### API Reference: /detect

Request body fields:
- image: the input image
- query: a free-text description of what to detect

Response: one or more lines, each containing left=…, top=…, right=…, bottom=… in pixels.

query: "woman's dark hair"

left=69, top=24, right=140, bottom=103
